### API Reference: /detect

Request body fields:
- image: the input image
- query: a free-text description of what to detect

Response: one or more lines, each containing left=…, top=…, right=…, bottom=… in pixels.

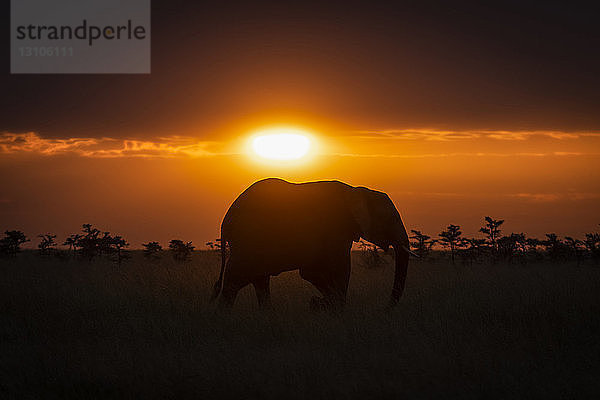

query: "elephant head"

left=346, top=186, right=412, bottom=307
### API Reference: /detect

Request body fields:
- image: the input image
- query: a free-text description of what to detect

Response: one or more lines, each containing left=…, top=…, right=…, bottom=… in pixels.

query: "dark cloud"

left=1, top=1, right=599, bottom=138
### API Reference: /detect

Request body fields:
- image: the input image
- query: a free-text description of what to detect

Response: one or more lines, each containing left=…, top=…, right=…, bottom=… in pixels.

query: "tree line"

left=1, top=218, right=599, bottom=266
left=410, top=217, right=600, bottom=265
left=0, top=224, right=196, bottom=264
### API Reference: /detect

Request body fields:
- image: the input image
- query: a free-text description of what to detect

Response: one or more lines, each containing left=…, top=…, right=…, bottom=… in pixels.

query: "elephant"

left=211, top=178, right=413, bottom=311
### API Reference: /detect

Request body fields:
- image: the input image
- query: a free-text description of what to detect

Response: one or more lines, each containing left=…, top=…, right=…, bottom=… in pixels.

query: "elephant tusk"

left=401, top=245, right=419, bottom=258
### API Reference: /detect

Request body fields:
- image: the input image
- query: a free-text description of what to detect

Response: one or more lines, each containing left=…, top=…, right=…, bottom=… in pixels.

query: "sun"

left=250, top=128, right=312, bottom=161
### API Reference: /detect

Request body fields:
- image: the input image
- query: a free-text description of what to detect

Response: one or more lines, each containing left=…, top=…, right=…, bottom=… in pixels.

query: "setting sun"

left=251, top=129, right=311, bottom=160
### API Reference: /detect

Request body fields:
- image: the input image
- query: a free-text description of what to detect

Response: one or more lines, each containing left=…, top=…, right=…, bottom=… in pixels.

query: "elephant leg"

left=252, top=275, right=271, bottom=309
left=307, top=276, right=349, bottom=313
left=218, top=272, right=248, bottom=310
left=324, top=266, right=351, bottom=313
left=302, top=250, right=351, bottom=313
left=300, top=269, right=326, bottom=310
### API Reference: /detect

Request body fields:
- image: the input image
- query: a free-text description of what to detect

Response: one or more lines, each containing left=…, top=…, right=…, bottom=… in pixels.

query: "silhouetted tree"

left=409, top=230, right=437, bottom=259
left=78, top=224, right=101, bottom=259
left=169, top=239, right=195, bottom=262
left=522, top=237, right=542, bottom=262
left=356, top=239, right=385, bottom=268
left=542, top=233, right=568, bottom=261
left=497, top=233, right=526, bottom=263
left=0, top=230, right=29, bottom=257
left=111, top=235, right=129, bottom=265
left=37, top=234, right=57, bottom=256
left=142, top=241, right=163, bottom=259
left=98, top=232, right=114, bottom=256
left=439, top=224, right=462, bottom=263
left=564, top=236, right=586, bottom=266
left=524, top=237, right=541, bottom=252
left=584, top=226, right=600, bottom=263
left=63, top=234, right=82, bottom=254
left=66, top=224, right=128, bottom=263
left=479, top=217, right=504, bottom=253
left=206, top=238, right=223, bottom=251
left=457, top=237, right=487, bottom=265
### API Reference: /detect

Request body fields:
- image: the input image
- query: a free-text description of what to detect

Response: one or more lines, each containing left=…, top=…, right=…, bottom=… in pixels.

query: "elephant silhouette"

left=212, top=178, right=413, bottom=311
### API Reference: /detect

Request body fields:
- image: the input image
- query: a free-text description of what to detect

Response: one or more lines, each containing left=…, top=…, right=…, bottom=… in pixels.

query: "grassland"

left=1, top=252, right=599, bottom=399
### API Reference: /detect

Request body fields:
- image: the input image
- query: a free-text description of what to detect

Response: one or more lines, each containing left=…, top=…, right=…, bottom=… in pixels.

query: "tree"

left=439, top=224, right=462, bottom=263
left=142, top=241, right=163, bottom=259
left=169, top=239, right=195, bottom=262
left=542, top=233, right=567, bottom=261
left=206, top=238, right=223, bottom=251
left=564, top=236, right=586, bottom=266
left=497, top=233, right=526, bottom=262
left=356, top=240, right=385, bottom=269
left=0, top=230, right=29, bottom=256
left=63, top=234, right=82, bottom=254
left=584, top=226, right=600, bottom=263
left=111, top=235, right=129, bottom=265
left=457, top=237, right=487, bottom=265
left=37, top=234, right=57, bottom=255
left=98, top=232, right=114, bottom=256
left=479, top=216, right=504, bottom=252
left=524, top=237, right=541, bottom=252
left=65, top=224, right=128, bottom=263
left=78, top=224, right=101, bottom=259
left=409, top=230, right=437, bottom=259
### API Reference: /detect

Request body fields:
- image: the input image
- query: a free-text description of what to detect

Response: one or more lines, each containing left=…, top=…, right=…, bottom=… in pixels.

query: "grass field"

left=1, top=251, right=599, bottom=399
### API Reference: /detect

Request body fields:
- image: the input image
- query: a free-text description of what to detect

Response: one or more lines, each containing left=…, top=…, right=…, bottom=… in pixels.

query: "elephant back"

left=222, top=178, right=357, bottom=254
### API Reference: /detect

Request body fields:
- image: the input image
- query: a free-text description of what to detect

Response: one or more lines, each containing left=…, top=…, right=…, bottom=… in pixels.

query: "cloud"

left=393, top=191, right=600, bottom=202
left=508, top=193, right=562, bottom=202
left=353, top=129, right=481, bottom=141
left=0, top=132, right=225, bottom=158
left=2, top=130, right=598, bottom=159
left=389, top=191, right=600, bottom=202
left=334, top=128, right=600, bottom=158
left=352, top=129, right=600, bottom=141
left=553, top=151, right=585, bottom=156
left=331, top=151, right=592, bottom=158
left=507, top=192, right=600, bottom=202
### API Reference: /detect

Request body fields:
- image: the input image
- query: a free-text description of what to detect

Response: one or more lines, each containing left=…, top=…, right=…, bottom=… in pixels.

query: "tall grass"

left=1, top=252, right=599, bottom=398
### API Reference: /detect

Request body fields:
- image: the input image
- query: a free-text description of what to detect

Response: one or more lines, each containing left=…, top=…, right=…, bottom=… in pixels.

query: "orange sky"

left=2, top=3, right=600, bottom=248
left=1, top=125, right=599, bottom=248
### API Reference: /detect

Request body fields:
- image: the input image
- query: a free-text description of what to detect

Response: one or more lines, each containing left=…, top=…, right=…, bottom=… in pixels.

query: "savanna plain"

left=1, top=252, right=599, bottom=399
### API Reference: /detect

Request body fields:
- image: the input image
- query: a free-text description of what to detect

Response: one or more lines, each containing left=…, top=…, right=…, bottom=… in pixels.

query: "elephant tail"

left=210, top=239, right=227, bottom=302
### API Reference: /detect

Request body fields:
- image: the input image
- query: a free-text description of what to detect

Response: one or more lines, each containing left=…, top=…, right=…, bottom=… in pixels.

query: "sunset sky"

left=1, top=1, right=599, bottom=247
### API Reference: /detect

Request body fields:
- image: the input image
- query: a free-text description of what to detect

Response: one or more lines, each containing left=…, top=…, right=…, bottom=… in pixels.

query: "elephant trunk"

left=389, top=243, right=409, bottom=308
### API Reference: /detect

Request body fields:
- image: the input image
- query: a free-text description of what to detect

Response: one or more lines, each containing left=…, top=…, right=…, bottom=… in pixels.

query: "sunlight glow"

left=251, top=129, right=311, bottom=160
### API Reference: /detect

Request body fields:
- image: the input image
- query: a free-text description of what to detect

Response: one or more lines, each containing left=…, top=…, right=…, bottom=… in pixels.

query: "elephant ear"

left=345, top=187, right=372, bottom=242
